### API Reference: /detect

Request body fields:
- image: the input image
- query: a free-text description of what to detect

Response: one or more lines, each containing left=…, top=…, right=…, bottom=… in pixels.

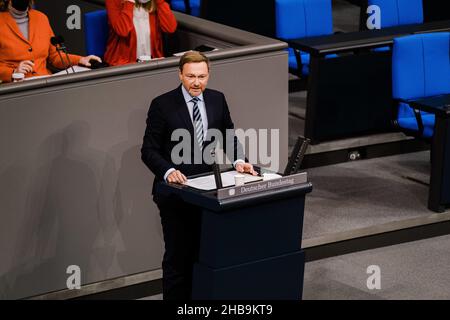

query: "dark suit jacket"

left=141, top=85, right=240, bottom=200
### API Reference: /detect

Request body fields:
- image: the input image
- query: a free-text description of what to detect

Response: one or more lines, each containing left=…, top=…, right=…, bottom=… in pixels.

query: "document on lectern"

left=185, top=170, right=264, bottom=191
left=52, top=66, right=91, bottom=76
left=23, top=66, right=91, bottom=81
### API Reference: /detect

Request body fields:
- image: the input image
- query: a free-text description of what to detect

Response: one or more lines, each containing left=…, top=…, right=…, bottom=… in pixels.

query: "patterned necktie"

left=191, top=96, right=203, bottom=148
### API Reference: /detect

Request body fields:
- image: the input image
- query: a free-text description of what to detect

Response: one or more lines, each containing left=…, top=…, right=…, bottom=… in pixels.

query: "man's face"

left=179, top=62, right=209, bottom=96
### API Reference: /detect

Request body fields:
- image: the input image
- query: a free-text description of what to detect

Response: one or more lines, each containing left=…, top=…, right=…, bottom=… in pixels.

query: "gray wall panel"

left=0, top=51, right=288, bottom=299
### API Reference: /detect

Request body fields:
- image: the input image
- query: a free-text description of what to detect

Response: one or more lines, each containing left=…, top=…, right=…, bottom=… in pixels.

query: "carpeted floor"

left=303, top=151, right=431, bottom=238
left=303, top=233, right=450, bottom=299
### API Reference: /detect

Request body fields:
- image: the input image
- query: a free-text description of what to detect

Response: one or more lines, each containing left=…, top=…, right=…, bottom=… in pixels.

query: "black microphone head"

left=50, top=36, right=58, bottom=46
left=51, top=35, right=65, bottom=46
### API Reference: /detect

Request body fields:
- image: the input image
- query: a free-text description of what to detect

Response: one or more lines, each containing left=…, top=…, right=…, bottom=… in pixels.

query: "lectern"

left=156, top=172, right=312, bottom=300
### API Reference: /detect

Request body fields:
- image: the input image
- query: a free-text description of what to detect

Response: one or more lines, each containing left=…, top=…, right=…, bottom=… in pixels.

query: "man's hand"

left=235, top=162, right=258, bottom=176
left=167, top=170, right=187, bottom=184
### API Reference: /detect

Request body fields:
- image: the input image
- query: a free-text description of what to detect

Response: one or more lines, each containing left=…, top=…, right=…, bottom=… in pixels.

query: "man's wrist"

left=233, top=159, right=245, bottom=168
left=163, top=168, right=176, bottom=182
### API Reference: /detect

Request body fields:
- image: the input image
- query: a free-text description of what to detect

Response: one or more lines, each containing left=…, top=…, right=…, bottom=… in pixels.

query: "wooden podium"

left=156, top=172, right=312, bottom=300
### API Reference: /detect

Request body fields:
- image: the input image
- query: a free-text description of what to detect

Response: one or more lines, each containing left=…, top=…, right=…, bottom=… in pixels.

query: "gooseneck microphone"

left=51, top=36, right=68, bottom=75
left=51, top=36, right=75, bottom=74
left=50, top=35, right=65, bottom=46
left=210, top=149, right=223, bottom=189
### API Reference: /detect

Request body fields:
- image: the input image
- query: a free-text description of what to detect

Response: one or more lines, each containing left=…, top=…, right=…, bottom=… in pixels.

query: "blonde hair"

left=179, top=51, right=210, bottom=72
left=0, top=0, right=34, bottom=12
left=135, top=0, right=156, bottom=13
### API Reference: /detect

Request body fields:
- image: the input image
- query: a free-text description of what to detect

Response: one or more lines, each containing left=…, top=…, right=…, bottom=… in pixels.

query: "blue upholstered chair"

left=368, top=0, right=423, bottom=28
left=170, top=0, right=201, bottom=17
left=392, top=32, right=450, bottom=138
left=275, top=0, right=335, bottom=77
left=84, top=9, right=109, bottom=58
left=368, top=0, right=424, bottom=51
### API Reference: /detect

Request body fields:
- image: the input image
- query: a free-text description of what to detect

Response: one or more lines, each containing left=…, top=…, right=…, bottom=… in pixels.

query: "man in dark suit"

left=141, top=51, right=256, bottom=300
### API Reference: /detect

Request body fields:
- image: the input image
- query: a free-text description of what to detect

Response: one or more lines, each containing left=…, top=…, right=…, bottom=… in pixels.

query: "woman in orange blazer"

left=104, top=0, right=177, bottom=66
left=0, top=0, right=101, bottom=83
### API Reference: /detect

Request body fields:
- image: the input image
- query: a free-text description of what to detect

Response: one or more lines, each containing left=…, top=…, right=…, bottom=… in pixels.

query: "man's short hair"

left=179, top=51, right=210, bottom=72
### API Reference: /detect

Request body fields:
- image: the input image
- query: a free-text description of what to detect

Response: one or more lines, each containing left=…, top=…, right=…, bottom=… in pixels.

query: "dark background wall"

left=34, top=0, right=104, bottom=56
left=200, top=0, right=276, bottom=38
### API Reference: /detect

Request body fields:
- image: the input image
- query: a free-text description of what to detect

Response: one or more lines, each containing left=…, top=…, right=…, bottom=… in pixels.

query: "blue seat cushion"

left=397, top=102, right=435, bottom=138
left=171, top=0, right=201, bottom=16
left=275, top=0, right=333, bottom=39
left=287, top=48, right=337, bottom=76
left=368, top=0, right=424, bottom=28
left=392, top=33, right=450, bottom=137
left=398, top=116, right=435, bottom=138
left=84, top=10, right=108, bottom=57
left=373, top=46, right=391, bottom=52
left=287, top=48, right=310, bottom=75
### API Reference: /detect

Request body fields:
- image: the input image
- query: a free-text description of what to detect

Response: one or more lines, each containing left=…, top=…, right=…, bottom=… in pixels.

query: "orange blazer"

left=104, top=0, right=177, bottom=66
left=0, top=9, right=81, bottom=83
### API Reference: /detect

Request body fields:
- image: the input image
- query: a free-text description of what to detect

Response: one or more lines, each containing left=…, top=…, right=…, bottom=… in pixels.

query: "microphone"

left=51, top=36, right=68, bottom=75
left=50, top=36, right=76, bottom=74
left=50, top=35, right=65, bottom=46
left=210, top=149, right=223, bottom=189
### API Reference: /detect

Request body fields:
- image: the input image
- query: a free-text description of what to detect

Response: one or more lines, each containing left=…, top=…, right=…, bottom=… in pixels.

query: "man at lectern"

left=141, top=51, right=256, bottom=300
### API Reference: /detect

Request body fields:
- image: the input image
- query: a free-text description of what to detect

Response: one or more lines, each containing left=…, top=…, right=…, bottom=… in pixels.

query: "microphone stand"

left=211, top=149, right=223, bottom=189
left=59, top=43, right=76, bottom=74
left=54, top=44, right=70, bottom=75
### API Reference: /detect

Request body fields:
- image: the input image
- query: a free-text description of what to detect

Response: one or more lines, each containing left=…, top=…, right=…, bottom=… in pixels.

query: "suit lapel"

left=202, top=89, right=215, bottom=129
left=3, top=11, right=29, bottom=44
left=28, top=10, right=36, bottom=44
left=174, top=85, right=195, bottom=136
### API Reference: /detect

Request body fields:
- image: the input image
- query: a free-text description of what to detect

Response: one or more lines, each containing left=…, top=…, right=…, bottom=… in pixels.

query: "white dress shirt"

left=181, top=85, right=208, bottom=139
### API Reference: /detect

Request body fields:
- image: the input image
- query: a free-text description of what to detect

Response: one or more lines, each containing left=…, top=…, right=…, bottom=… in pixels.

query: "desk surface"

left=289, top=20, right=450, bottom=55
left=409, top=94, right=450, bottom=118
